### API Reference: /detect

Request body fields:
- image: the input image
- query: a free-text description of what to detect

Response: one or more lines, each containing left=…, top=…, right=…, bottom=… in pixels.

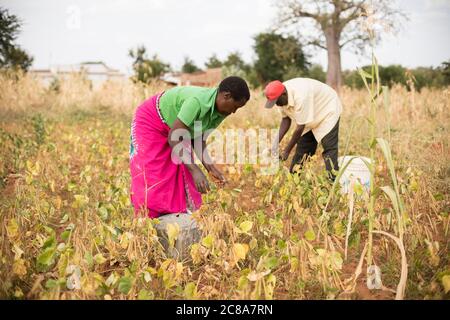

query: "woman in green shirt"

left=129, top=76, right=250, bottom=218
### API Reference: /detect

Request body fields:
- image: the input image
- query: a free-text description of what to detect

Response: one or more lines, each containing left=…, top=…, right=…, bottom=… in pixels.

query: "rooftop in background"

left=30, top=61, right=126, bottom=88
left=161, top=68, right=222, bottom=87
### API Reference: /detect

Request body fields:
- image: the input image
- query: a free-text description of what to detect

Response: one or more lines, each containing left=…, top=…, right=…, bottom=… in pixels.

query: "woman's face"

left=216, top=92, right=248, bottom=116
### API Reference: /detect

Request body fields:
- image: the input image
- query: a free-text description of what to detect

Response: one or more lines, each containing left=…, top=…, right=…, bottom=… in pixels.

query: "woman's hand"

left=205, top=163, right=226, bottom=184
left=191, top=166, right=210, bottom=194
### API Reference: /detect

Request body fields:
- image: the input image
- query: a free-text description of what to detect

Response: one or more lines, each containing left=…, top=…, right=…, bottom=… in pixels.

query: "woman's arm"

left=168, top=118, right=210, bottom=193
left=192, top=136, right=226, bottom=183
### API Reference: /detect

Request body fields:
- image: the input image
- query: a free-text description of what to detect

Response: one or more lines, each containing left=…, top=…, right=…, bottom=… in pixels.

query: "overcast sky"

left=2, top=0, right=450, bottom=74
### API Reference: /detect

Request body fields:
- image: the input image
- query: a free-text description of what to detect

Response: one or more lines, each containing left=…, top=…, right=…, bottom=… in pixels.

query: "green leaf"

left=67, top=182, right=77, bottom=192
left=233, top=243, right=249, bottom=261
left=184, top=282, right=198, bottom=299
left=433, top=193, right=444, bottom=201
left=37, top=247, right=56, bottom=269
left=381, top=186, right=400, bottom=218
left=304, top=229, right=316, bottom=241
left=277, top=239, right=287, bottom=250
left=237, top=275, right=249, bottom=290
left=201, top=235, right=214, bottom=249
left=98, top=207, right=109, bottom=221
left=358, top=68, right=373, bottom=95
left=333, top=221, right=345, bottom=236
left=249, top=238, right=257, bottom=250
left=6, top=219, right=19, bottom=239
left=61, top=230, right=71, bottom=242
left=353, top=181, right=364, bottom=196
left=329, top=251, right=343, bottom=270
left=117, top=276, right=133, bottom=294
left=72, top=194, right=89, bottom=209
left=264, top=256, right=279, bottom=270
left=45, top=279, right=59, bottom=289
left=166, top=223, right=180, bottom=248
left=239, top=221, right=253, bottom=233
left=442, top=275, right=450, bottom=294
left=94, top=253, right=107, bottom=265
left=264, top=274, right=276, bottom=300
left=358, top=68, right=373, bottom=79
left=290, top=257, right=299, bottom=272
left=84, top=252, right=93, bottom=268
left=138, top=289, right=154, bottom=300
left=42, top=234, right=56, bottom=250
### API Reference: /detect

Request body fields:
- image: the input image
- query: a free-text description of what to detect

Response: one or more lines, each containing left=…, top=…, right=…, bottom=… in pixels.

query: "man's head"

left=264, top=80, right=287, bottom=108
left=216, top=76, right=250, bottom=116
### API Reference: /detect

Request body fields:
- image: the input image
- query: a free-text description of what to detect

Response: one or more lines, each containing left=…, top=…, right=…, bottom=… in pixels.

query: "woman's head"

left=216, top=76, right=250, bottom=115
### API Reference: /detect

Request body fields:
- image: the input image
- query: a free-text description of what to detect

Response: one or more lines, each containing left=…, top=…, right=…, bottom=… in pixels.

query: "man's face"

left=276, top=90, right=288, bottom=106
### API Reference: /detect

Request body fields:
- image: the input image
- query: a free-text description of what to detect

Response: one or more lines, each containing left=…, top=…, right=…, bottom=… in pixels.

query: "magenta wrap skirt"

left=129, top=93, right=202, bottom=218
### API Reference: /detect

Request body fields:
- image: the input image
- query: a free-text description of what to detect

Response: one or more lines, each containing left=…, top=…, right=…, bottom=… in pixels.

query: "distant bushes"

left=343, top=61, right=450, bottom=91
left=242, top=60, right=450, bottom=91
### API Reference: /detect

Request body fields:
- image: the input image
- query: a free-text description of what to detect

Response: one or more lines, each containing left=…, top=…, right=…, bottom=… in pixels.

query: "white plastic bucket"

left=338, top=156, right=372, bottom=194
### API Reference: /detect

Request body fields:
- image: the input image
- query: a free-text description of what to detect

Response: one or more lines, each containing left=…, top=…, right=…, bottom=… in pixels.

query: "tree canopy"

left=182, top=56, right=201, bottom=74
left=0, top=7, right=33, bottom=71
left=128, top=45, right=170, bottom=83
left=253, top=32, right=309, bottom=84
left=276, top=0, right=406, bottom=89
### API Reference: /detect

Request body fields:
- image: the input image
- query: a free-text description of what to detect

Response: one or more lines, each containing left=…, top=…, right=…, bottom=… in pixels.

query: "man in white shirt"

left=264, top=78, right=342, bottom=179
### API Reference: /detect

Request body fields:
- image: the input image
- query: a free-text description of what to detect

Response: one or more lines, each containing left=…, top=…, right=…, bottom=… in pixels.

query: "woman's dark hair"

left=218, top=76, right=250, bottom=101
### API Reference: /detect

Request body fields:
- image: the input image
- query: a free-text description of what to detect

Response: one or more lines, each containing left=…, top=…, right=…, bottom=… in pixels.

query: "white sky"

left=2, top=0, right=450, bottom=74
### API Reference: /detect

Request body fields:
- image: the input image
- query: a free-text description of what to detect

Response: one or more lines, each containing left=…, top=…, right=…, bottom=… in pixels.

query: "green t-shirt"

left=159, top=86, right=226, bottom=138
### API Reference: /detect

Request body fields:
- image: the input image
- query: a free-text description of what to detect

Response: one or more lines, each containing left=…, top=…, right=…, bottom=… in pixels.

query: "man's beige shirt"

left=277, top=78, right=342, bottom=142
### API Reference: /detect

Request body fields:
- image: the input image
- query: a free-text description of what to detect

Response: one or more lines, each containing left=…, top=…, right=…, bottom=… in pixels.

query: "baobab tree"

left=276, top=0, right=405, bottom=90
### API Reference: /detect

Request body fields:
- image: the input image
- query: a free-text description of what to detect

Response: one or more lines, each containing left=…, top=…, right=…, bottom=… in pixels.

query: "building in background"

left=161, top=68, right=222, bottom=87
left=160, top=72, right=182, bottom=86
left=30, top=61, right=126, bottom=88
left=29, top=68, right=55, bottom=87
left=31, top=64, right=223, bottom=88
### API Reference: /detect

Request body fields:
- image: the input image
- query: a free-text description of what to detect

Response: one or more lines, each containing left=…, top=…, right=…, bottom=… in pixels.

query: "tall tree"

left=129, top=45, right=170, bottom=83
left=182, top=56, right=201, bottom=74
left=0, top=7, right=33, bottom=71
left=276, top=0, right=405, bottom=90
left=221, top=51, right=253, bottom=84
left=223, top=51, right=249, bottom=72
left=204, top=54, right=223, bottom=69
left=441, top=60, right=450, bottom=84
left=253, top=32, right=309, bottom=85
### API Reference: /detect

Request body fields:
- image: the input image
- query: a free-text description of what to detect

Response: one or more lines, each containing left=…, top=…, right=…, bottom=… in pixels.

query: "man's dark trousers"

left=290, top=119, right=340, bottom=180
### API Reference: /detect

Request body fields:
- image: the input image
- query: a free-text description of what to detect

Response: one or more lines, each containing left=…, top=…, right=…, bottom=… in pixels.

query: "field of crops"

left=0, top=72, right=449, bottom=299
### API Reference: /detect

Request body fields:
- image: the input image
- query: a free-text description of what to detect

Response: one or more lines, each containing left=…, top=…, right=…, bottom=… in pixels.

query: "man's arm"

left=277, top=116, right=292, bottom=145
left=270, top=116, right=291, bottom=154
left=280, top=124, right=305, bottom=161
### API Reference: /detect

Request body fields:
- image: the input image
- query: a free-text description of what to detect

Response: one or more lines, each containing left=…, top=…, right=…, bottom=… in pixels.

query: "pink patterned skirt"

left=129, top=93, right=202, bottom=218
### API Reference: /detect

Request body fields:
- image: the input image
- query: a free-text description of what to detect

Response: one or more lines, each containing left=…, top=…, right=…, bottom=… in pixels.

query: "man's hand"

left=280, top=149, right=291, bottom=161
left=282, top=124, right=305, bottom=162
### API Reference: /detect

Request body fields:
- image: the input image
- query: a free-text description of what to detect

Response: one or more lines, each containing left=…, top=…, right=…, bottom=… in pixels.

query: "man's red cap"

left=264, top=80, right=285, bottom=108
